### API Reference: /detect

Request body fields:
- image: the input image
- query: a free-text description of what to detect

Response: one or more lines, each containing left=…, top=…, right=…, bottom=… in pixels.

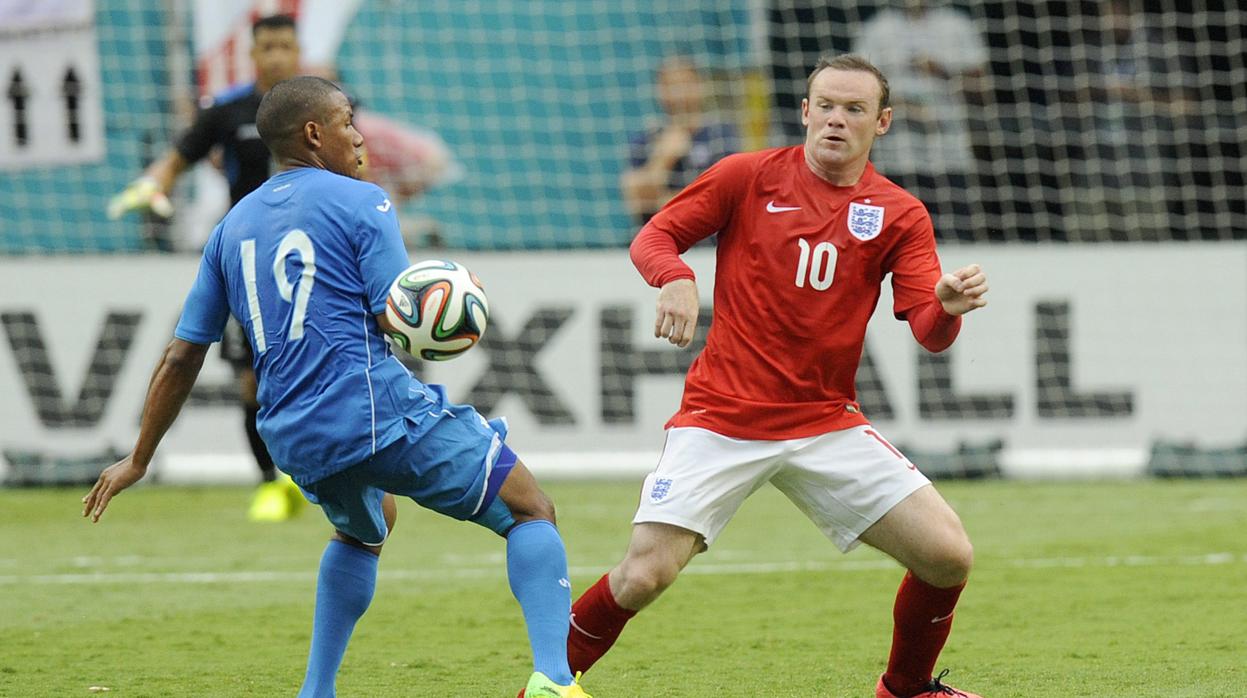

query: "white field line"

left=0, top=552, right=1243, bottom=587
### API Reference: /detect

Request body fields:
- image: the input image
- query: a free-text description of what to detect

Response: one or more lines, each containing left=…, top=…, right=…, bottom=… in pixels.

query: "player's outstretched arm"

left=935, top=263, right=989, bottom=316
left=82, top=338, right=209, bottom=522
left=105, top=151, right=188, bottom=220
left=654, top=278, right=699, bottom=348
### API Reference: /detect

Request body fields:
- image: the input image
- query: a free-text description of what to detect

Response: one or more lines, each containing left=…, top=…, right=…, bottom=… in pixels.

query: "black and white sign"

left=0, top=0, right=105, bottom=169
left=0, top=246, right=1244, bottom=479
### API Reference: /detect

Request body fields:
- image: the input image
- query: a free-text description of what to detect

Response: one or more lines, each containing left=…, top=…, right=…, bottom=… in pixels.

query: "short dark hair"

left=806, top=53, right=890, bottom=113
left=657, top=54, right=700, bottom=79
left=252, top=14, right=296, bottom=36
left=256, top=76, right=343, bottom=157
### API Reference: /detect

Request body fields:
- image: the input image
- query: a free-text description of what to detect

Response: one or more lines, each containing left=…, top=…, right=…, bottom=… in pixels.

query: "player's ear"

left=876, top=106, right=892, bottom=136
left=303, top=121, right=322, bottom=149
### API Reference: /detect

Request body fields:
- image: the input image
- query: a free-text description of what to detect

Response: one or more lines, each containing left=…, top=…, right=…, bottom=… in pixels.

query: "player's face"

left=801, top=69, right=892, bottom=183
left=318, top=92, right=365, bottom=178
left=657, top=64, right=704, bottom=118
left=251, top=27, right=300, bottom=88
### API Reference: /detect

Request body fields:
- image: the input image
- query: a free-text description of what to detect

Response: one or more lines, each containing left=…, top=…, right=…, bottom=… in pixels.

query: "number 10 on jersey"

left=795, top=238, right=837, bottom=290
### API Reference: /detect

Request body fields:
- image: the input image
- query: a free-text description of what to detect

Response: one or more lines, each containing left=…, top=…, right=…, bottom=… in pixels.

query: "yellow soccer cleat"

left=523, top=671, right=592, bottom=698
left=279, top=472, right=308, bottom=516
left=248, top=477, right=295, bottom=522
left=107, top=176, right=174, bottom=220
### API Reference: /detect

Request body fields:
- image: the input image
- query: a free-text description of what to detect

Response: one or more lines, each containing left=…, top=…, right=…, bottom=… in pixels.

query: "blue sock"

left=298, top=540, right=379, bottom=698
left=506, top=520, right=573, bottom=684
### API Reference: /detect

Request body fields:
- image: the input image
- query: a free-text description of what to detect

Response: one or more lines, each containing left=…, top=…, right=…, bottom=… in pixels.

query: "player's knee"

left=923, top=538, right=973, bottom=587
left=947, top=538, right=974, bottom=581
left=928, top=506, right=974, bottom=585
left=533, top=492, right=557, bottom=525
left=510, top=489, right=557, bottom=526
left=618, top=554, right=680, bottom=601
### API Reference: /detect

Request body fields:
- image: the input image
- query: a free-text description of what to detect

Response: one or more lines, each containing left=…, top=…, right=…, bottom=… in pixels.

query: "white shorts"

left=633, top=425, right=931, bottom=552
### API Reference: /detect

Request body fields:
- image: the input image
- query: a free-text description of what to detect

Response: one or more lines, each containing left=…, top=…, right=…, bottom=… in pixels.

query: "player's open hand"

left=106, top=177, right=174, bottom=220
left=935, top=263, right=989, bottom=316
left=655, top=278, right=699, bottom=348
left=82, top=455, right=148, bottom=523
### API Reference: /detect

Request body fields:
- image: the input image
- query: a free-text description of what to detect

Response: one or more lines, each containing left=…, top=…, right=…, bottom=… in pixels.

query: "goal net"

left=1, top=0, right=1243, bottom=482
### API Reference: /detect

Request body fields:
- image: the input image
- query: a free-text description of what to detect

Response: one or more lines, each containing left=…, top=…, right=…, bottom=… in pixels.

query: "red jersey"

left=630, top=145, right=959, bottom=440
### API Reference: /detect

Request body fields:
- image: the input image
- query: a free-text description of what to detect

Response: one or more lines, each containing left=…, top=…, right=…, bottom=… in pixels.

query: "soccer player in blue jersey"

left=109, top=13, right=307, bottom=522
left=83, top=76, right=591, bottom=698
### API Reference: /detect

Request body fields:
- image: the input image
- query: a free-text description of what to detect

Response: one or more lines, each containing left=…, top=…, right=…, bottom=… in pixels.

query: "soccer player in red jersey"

left=538, top=54, right=991, bottom=698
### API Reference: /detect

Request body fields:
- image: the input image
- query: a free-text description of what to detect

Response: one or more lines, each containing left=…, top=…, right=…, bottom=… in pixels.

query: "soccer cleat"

left=876, top=670, right=982, bottom=698
left=248, top=476, right=301, bottom=522
left=522, top=671, right=592, bottom=698
left=279, top=473, right=308, bottom=516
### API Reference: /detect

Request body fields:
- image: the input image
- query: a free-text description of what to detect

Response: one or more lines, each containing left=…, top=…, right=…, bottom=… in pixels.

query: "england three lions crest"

left=649, top=477, right=674, bottom=503
left=848, top=202, right=885, bottom=241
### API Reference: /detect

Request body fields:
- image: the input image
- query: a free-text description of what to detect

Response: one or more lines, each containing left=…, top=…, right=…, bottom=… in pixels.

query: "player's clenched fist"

left=107, top=176, right=174, bottom=220
left=655, top=278, right=699, bottom=348
left=935, top=263, right=989, bottom=316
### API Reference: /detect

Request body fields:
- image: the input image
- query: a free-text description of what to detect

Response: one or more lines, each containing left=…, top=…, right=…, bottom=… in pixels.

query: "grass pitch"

left=1, top=479, right=1244, bottom=697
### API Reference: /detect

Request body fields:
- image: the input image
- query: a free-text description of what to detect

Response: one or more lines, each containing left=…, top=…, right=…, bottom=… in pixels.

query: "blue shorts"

left=299, top=401, right=518, bottom=546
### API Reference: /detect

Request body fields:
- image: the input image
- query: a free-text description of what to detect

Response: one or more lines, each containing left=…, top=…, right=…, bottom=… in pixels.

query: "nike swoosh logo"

left=376, top=199, right=392, bottom=212
left=766, top=201, right=801, bottom=213
left=569, top=612, right=603, bottom=640
left=930, top=612, right=955, bottom=624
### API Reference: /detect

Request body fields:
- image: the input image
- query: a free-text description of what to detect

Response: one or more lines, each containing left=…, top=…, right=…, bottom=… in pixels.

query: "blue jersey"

left=174, top=167, right=418, bottom=482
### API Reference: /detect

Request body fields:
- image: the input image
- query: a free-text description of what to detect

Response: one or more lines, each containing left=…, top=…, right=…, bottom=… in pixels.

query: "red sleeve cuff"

left=906, top=298, right=962, bottom=353
left=629, top=222, right=696, bottom=288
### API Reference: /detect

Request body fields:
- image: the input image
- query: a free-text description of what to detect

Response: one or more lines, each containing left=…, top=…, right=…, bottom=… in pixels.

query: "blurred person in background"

left=620, top=55, right=739, bottom=225
left=352, top=106, right=462, bottom=250
left=1068, top=0, right=1198, bottom=240
left=852, top=0, right=988, bottom=240
left=107, top=14, right=305, bottom=521
left=521, top=53, right=988, bottom=698
left=303, top=63, right=463, bottom=250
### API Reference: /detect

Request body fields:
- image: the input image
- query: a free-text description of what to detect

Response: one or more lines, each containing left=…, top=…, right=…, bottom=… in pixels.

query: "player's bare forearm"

left=621, top=168, right=675, bottom=218
left=621, top=169, right=660, bottom=218
left=935, top=263, right=989, bottom=316
left=129, top=339, right=208, bottom=466
left=142, top=151, right=190, bottom=192
left=82, top=338, right=208, bottom=522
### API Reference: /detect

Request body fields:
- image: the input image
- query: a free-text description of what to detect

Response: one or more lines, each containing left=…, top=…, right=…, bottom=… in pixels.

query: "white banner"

left=0, top=0, right=104, bottom=169
left=0, top=244, right=1244, bottom=480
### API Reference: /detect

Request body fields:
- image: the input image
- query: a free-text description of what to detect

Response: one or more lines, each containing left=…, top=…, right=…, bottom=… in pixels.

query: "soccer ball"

left=384, top=259, right=489, bottom=361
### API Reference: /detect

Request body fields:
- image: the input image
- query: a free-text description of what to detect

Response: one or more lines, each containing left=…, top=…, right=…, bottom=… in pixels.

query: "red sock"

left=882, top=571, right=966, bottom=697
left=566, top=572, right=637, bottom=674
